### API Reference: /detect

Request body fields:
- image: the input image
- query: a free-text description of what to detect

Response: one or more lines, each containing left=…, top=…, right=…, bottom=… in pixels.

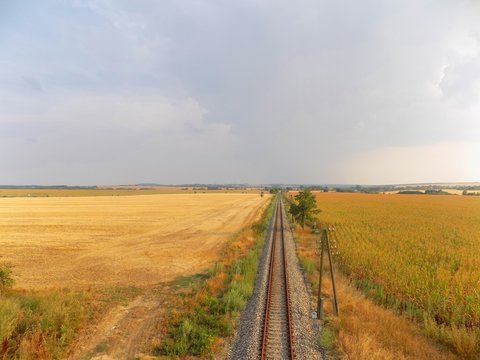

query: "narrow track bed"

left=261, top=199, right=295, bottom=359
left=228, top=195, right=321, bottom=360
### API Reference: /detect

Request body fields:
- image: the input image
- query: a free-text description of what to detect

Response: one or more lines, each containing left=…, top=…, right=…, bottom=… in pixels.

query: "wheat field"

left=311, top=192, right=480, bottom=357
left=0, top=193, right=270, bottom=289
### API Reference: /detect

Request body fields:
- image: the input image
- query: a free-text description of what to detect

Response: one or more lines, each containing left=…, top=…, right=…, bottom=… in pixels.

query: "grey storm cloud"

left=1, top=0, right=480, bottom=185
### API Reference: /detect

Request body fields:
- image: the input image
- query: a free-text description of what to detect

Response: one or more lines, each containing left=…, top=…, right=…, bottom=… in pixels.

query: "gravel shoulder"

left=228, top=199, right=322, bottom=359
left=281, top=202, right=323, bottom=359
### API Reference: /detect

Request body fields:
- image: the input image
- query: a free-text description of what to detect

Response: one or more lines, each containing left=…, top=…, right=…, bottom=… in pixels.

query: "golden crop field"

left=0, top=187, right=262, bottom=198
left=311, top=192, right=480, bottom=357
left=0, top=188, right=183, bottom=197
left=0, top=193, right=270, bottom=289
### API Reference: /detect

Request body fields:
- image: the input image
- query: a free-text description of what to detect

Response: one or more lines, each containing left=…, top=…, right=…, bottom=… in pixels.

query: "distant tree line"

left=459, top=186, right=480, bottom=191
left=462, top=190, right=480, bottom=196
left=398, top=189, right=452, bottom=195
left=334, top=185, right=392, bottom=194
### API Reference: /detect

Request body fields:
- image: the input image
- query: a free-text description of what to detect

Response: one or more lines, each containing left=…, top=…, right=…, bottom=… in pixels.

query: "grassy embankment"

left=0, top=264, right=140, bottom=359
left=284, top=192, right=472, bottom=359
left=157, top=197, right=275, bottom=357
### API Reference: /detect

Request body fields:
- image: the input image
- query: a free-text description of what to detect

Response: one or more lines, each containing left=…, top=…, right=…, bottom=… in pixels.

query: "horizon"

left=2, top=181, right=480, bottom=188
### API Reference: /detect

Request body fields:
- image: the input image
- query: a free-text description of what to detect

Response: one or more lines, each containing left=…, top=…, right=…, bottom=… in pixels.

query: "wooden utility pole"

left=317, top=228, right=339, bottom=319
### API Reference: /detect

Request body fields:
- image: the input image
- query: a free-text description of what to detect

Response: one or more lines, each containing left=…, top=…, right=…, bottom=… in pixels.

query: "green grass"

left=319, top=319, right=338, bottom=350
left=300, top=257, right=317, bottom=276
left=173, top=273, right=210, bottom=290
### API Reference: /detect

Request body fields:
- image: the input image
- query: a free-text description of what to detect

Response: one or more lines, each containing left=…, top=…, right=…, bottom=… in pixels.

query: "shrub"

left=0, top=263, right=14, bottom=292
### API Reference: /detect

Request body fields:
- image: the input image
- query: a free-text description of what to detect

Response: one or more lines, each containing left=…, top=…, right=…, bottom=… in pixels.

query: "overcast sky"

left=1, top=0, right=480, bottom=185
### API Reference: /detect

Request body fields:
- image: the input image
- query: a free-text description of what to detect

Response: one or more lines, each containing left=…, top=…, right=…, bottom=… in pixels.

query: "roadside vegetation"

left=0, top=293, right=86, bottom=358
left=157, top=197, right=275, bottom=357
left=288, top=192, right=479, bottom=359
left=0, top=263, right=141, bottom=359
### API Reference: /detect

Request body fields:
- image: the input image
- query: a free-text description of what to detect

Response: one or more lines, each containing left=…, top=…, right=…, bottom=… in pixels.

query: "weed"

left=319, top=321, right=337, bottom=350
left=300, top=257, right=317, bottom=275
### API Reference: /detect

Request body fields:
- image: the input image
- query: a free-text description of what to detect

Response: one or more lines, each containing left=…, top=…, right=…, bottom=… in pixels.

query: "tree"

left=289, top=189, right=320, bottom=229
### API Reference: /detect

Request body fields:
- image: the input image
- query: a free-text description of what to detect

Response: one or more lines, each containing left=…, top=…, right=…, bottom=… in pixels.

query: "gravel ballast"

left=228, top=199, right=322, bottom=359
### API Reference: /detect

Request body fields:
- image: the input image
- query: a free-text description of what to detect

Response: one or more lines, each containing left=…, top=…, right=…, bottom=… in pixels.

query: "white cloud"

left=341, top=141, right=480, bottom=184
left=2, top=0, right=480, bottom=184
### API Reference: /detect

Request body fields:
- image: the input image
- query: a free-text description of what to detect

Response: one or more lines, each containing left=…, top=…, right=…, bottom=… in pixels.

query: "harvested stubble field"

left=0, top=187, right=261, bottom=198
left=0, top=193, right=270, bottom=289
left=0, top=193, right=271, bottom=358
left=307, top=192, right=480, bottom=358
left=0, top=188, right=180, bottom=198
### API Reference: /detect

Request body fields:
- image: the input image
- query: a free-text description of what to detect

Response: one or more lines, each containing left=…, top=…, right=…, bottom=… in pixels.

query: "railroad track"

left=260, top=198, right=295, bottom=359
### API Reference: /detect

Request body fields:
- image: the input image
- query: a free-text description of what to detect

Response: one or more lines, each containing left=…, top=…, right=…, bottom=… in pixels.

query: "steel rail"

left=260, top=198, right=295, bottom=359
left=280, top=200, right=296, bottom=359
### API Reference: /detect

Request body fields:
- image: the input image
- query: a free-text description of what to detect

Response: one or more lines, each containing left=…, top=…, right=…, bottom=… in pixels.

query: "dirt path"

left=70, top=285, right=173, bottom=359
